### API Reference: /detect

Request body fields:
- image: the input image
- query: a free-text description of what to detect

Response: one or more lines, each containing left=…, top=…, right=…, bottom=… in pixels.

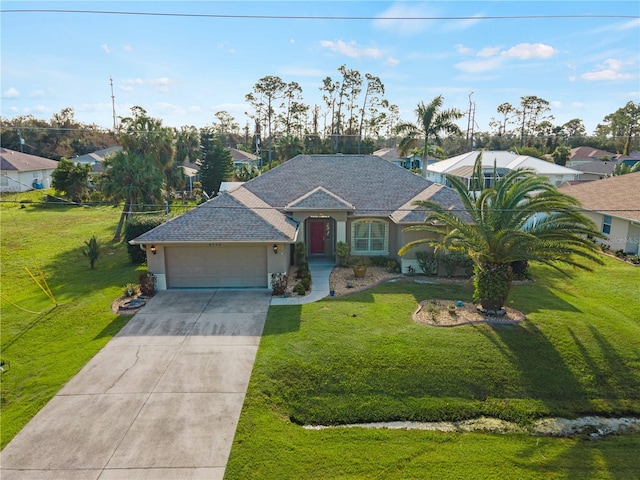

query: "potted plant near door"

left=350, top=256, right=371, bottom=278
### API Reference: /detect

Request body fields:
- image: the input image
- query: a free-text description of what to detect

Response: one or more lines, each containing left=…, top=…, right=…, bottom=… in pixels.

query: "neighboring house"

left=560, top=172, right=640, bottom=255
left=566, top=146, right=634, bottom=167
left=426, top=150, right=580, bottom=188
left=131, top=154, right=465, bottom=290
left=572, top=158, right=627, bottom=181
left=74, top=146, right=122, bottom=174
left=0, top=148, right=59, bottom=192
left=373, top=147, right=425, bottom=170
left=230, top=148, right=260, bottom=168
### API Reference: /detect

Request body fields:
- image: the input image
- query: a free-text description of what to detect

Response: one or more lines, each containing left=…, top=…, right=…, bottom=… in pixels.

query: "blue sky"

left=1, top=1, right=639, bottom=136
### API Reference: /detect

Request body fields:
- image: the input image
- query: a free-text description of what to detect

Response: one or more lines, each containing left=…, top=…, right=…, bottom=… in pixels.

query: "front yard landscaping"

left=226, top=256, right=640, bottom=479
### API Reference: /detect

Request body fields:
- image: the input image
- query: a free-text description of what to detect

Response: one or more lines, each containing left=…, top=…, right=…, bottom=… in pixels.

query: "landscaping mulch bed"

left=413, top=299, right=525, bottom=327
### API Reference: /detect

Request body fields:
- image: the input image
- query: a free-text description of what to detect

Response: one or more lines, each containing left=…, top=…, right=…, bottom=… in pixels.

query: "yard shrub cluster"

left=124, top=215, right=166, bottom=263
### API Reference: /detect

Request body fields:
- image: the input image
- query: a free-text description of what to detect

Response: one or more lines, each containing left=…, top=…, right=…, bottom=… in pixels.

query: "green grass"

left=226, top=258, right=640, bottom=479
left=0, top=191, right=141, bottom=448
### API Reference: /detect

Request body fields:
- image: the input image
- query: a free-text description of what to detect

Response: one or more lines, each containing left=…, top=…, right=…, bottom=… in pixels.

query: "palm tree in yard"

left=396, top=95, right=463, bottom=160
left=399, top=153, right=604, bottom=311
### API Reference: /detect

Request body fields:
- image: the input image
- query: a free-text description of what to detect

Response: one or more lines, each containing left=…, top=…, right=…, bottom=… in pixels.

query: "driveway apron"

left=1, top=289, right=271, bottom=480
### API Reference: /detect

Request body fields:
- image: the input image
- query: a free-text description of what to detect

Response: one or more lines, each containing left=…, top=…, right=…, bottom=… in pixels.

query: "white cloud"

left=290, top=39, right=295, bottom=44
left=581, top=58, right=634, bottom=81
left=3, top=87, right=20, bottom=98
left=123, top=45, right=132, bottom=52
left=372, top=3, right=434, bottom=35
left=320, top=40, right=382, bottom=59
left=154, top=102, right=185, bottom=116
left=616, top=18, right=640, bottom=31
left=552, top=101, right=562, bottom=108
left=572, top=102, right=584, bottom=108
left=101, top=44, right=111, bottom=54
left=501, top=43, right=558, bottom=60
left=569, top=75, right=577, bottom=82
left=455, top=56, right=504, bottom=73
left=385, top=56, right=400, bottom=66
left=441, top=14, right=482, bottom=32
left=477, top=46, right=502, bottom=58
left=29, top=90, right=46, bottom=98
left=120, top=78, right=143, bottom=92
left=456, top=44, right=472, bottom=55
left=151, top=78, right=174, bottom=93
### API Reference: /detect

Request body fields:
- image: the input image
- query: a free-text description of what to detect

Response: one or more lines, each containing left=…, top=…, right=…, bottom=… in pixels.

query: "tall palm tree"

left=399, top=153, right=604, bottom=310
left=101, top=150, right=164, bottom=240
left=396, top=95, right=463, bottom=160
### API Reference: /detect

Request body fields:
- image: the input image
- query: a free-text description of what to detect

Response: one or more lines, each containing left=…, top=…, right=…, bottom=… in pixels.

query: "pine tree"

left=199, top=128, right=233, bottom=196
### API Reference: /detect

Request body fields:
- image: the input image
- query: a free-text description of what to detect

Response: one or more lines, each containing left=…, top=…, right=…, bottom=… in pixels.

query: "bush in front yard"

left=124, top=215, right=165, bottom=264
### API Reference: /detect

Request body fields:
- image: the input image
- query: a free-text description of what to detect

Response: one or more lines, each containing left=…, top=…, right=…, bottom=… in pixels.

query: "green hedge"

left=124, top=215, right=166, bottom=264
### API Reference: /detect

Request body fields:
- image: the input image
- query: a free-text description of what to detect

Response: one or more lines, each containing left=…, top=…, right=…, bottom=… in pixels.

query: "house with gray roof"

left=0, top=148, right=59, bottom=192
left=131, top=154, right=465, bottom=290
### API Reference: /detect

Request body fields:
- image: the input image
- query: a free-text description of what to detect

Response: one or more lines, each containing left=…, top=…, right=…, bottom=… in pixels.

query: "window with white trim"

left=602, top=215, right=612, bottom=235
left=351, top=219, right=389, bottom=255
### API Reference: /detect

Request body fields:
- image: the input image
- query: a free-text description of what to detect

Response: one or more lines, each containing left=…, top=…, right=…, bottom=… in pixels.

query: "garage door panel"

left=165, top=246, right=267, bottom=288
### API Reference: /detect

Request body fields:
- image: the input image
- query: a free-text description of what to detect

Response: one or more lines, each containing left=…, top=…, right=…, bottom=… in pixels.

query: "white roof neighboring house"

left=426, top=150, right=580, bottom=187
left=0, top=148, right=59, bottom=192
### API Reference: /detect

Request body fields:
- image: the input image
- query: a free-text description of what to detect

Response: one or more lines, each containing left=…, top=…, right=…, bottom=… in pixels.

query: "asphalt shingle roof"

left=0, top=148, right=59, bottom=171
left=133, top=154, right=466, bottom=244
left=559, top=172, right=640, bottom=222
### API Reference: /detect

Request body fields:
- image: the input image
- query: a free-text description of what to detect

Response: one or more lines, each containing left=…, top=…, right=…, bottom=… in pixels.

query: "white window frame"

left=602, top=215, right=612, bottom=235
left=351, top=219, right=389, bottom=255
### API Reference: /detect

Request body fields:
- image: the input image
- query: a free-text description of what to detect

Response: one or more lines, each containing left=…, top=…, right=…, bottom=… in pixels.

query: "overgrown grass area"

left=0, top=191, right=141, bottom=448
left=227, top=258, right=640, bottom=479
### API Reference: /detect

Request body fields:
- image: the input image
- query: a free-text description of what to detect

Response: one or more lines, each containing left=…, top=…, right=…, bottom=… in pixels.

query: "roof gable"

left=285, top=186, right=355, bottom=211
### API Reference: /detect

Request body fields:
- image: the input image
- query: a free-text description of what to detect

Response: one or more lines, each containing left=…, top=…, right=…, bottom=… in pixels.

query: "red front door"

left=310, top=221, right=325, bottom=254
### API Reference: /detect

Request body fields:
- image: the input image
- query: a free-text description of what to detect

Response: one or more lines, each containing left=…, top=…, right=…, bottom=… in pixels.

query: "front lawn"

left=226, top=257, right=640, bottom=479
left=0, top=193, right=140, bottom=448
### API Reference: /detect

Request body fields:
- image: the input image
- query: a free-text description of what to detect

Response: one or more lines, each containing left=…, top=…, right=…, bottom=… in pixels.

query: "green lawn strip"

left=1, top=197, right=140, bottom=448
left=227, top=257, right=640, bottom=478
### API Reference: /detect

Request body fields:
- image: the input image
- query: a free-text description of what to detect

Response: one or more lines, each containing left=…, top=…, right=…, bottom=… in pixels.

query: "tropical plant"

left=100, top=150, right=164, bottom=240
left=51, top=158, right=92, bottom=202
left=396, top=95, right=463, bottom=159
left=399, top=153, right=604, bottom=310
left=82, top=235, right=100, bottom=269
left=336, top=241, right=350, bottom=266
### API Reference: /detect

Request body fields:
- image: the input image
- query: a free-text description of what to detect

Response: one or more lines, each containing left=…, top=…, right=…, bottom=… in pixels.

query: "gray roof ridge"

left=229, top=187, right=298, bottom=239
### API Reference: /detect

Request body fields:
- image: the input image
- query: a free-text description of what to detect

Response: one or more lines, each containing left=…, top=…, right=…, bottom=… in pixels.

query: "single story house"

left=426, top=150, right=581, bottom=188
left=373, top=147, right=426, bottom=170
left=131, top=154, right=465, bottom=290
left=0, top=148, right=59, bottom=192
left=567, top=146, right=628, bottom=167
left=74, top=146, right=122, bottom=174
left=230, top=148, right=260, bottom=168
left=560, top=172, right=640, bottom=254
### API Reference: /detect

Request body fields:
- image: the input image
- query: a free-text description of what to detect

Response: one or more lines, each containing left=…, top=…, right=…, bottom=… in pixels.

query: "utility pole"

left=466, top=92, right=476, bottom=151
left=110, top=76, right=117, bottom=131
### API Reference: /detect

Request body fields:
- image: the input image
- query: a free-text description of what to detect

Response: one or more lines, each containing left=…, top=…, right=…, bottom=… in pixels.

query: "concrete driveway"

left=1, top=289, right=271, bottom=480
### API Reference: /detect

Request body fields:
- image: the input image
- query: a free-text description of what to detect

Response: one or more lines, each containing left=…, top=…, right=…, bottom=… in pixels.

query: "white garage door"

left=165, top=245, right=267, bottom=288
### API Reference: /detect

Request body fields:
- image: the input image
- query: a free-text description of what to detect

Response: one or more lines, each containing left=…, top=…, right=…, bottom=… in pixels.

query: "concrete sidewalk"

left=1, top=290, right=271, bottom=480
left=270, top=259, right=334, bottom=306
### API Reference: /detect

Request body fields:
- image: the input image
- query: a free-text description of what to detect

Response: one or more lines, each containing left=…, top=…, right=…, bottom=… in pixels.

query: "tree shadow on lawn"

left=568, top=325, right=640, bottom=403
left=513, top=435, right=640, bottom=480
left=478, top=321, right=588, bottom=411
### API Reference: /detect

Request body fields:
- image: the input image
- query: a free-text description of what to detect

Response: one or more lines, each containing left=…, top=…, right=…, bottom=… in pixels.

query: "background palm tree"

left=100, top=150, right=164, bottom=240
left=396, top=95, right=463, bottom=160
left=399, top=153, right=604, bottom=310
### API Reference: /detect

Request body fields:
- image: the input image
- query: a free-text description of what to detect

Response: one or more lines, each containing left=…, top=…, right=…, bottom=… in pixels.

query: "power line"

left=1, top=9, right=638, bottom=21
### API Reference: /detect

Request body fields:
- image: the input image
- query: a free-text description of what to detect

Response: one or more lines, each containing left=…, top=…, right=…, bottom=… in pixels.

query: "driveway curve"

left=1, top=289, right=270, bottom=480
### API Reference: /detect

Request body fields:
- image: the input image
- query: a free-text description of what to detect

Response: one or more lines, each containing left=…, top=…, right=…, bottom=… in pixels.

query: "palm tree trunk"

left=113, top=202, right=130, bottom=241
